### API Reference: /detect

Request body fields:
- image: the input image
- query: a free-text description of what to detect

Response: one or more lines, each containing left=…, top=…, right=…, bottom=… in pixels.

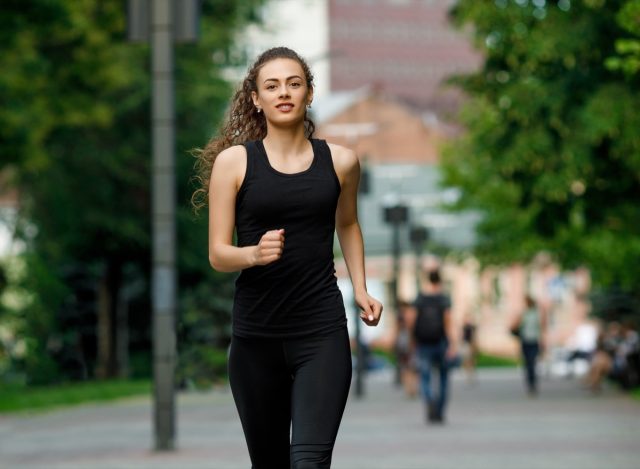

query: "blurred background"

left=1, top=0, right=639, bottom=466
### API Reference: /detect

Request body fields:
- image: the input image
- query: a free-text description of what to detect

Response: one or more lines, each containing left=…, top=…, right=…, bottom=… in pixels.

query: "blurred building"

left=329, top=0, right=481, bottom=113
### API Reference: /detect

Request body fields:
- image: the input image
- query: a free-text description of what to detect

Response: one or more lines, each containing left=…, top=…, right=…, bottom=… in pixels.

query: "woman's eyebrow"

left=263, top=75, right=304, bottom=83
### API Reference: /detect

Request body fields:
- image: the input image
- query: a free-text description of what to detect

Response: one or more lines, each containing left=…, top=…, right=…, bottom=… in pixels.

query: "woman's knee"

left=291, top=443, right=333, bottom=469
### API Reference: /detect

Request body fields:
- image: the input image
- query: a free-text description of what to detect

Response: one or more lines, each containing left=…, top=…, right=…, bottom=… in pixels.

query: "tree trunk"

left=96, top=261, right=123, bottom=379
left=96, top=271, right=112, bottom=379
left=116, top=285, right=130, bottom=378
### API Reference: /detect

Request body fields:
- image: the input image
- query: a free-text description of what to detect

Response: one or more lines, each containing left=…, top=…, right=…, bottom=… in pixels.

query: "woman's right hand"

left=251, top=229, right=285, bottom=266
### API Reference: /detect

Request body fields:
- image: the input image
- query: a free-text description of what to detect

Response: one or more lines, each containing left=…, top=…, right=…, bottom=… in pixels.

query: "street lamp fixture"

left=382, top=202, right=409, bottom=386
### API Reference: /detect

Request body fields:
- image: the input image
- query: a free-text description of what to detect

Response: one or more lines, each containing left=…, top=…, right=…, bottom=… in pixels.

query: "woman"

left=192, top=47, right=383, bottom=468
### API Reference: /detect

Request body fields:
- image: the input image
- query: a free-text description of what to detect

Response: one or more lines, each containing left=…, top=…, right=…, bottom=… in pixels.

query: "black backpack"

left=413, top=294, right=449, bottom=344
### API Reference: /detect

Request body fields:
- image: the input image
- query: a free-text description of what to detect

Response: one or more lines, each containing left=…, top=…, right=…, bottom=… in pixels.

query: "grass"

left=367, top=348, right=519, bottom=369
left=631, top=388, right=640, bottom=402
left=0, top=379, right=152, bottom=414
left=476, top=352, right=519, bottom=368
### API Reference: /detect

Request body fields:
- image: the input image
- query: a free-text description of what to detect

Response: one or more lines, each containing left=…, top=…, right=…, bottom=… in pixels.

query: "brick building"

left=329, top=0, right=481, bottom=113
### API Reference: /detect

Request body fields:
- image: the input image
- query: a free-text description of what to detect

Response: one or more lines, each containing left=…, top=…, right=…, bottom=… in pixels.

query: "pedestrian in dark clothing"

left=193, top=47, right=383, bottom=468
left=412, top=268, right=457, bottom=424
left=511, top=295, right=547, bottom=396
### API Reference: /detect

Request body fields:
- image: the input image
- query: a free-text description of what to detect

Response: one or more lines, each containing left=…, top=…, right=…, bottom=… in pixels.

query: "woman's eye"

left=290, top=82, right=301, bottom=88
left=266, top=85, right=276, bottom=90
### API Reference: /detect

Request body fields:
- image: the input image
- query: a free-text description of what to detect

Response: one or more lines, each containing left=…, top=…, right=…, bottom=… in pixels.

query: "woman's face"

left=252, top=58, right=312, bottom=126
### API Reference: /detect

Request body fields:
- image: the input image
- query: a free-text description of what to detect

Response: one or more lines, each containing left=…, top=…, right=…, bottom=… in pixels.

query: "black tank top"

left=232, top=138, right=347, bottom=338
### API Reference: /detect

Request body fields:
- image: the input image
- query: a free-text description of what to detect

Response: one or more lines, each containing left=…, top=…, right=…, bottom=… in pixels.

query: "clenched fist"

left=252, top=229, right=285, bottom=266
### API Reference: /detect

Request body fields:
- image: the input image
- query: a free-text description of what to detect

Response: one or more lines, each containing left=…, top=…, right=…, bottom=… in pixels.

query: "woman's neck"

left=263, top=125, right=309, bottom=158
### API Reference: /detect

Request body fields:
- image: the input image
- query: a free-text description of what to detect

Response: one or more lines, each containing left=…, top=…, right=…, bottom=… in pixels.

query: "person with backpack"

left=412, top=268, right=457, bottom=424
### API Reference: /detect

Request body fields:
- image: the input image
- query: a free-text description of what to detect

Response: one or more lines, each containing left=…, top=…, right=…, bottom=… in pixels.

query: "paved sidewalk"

left=1, top=367, right=639, bottom=469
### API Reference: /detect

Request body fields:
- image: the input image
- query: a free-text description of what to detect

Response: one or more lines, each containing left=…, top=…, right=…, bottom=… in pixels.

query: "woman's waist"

left=238, top=250, right=335, bottom=279
left=236, top=260, right=339, bottom=291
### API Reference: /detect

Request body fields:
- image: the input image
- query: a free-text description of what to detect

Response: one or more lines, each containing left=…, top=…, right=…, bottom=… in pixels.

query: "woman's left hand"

left=355, top=291, right=383, bottom=326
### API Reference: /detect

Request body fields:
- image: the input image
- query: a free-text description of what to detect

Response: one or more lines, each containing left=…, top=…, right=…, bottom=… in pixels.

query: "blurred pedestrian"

left=461, top=313, right=478, bottom=384
left=611, top=322, right=640, bottom=388
left=510, top=295, right=547, bottom=396
left=194, top=47, right=383, bottom=468
left=565, top=320, right=598, bottom=378
left=412, top=268, right=457, bottom=424
left=584, top=329, right=612, bottom=393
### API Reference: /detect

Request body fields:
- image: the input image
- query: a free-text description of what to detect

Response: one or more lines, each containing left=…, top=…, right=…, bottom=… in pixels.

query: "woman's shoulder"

left=216, top=144, right=247, bottom=160
left=211, top=145, right=248, bottom=189
left=326, top=142, right=357, bottom=161
left=214, top=144, right=247, bottom=170
left=326, top=142, right=358, bottom=175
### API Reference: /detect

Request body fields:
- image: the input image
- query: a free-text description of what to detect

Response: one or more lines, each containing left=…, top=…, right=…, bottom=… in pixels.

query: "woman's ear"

left=251, top=90, right=259, bottom=107
left=306, top=87, right=314, bottom=107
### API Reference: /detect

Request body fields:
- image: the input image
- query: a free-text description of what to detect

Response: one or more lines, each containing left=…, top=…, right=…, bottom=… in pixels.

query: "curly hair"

left=191, top=47, right=316, bottom=211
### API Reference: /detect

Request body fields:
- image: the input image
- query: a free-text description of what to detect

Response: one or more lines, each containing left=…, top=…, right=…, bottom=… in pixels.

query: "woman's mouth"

left=276, top=103, right=294, bottom=112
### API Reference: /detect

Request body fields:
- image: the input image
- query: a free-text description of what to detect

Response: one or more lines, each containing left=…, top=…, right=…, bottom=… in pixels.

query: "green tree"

left=0, top=0, right=264, bottom=384
left=442, top=0, right=640, bottom=318
left=606, top=0, right=640, bottom=76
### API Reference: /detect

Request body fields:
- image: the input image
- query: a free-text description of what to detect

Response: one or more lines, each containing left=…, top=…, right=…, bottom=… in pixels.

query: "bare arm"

left=208, top=146, right=284, bottom=272
left=331, top=143, right=383, bottom=326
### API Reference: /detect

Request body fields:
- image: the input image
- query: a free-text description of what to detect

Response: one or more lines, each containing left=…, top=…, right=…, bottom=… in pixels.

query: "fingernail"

left=368, top=315, right=374, bottom=321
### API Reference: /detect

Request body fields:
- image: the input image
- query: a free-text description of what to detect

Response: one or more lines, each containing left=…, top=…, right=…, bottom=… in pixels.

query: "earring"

left=256, top=106, right=262, bottom=113
left=307, top=103, right=312, bottom=109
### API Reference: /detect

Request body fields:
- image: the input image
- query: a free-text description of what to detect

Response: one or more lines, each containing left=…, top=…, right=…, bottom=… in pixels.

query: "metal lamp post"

left=383, top=203, right=409, bottom=386
left=127, top=0, right=200, bottom=451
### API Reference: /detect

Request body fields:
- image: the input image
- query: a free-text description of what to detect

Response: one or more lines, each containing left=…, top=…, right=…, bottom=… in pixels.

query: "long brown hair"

left=191, top=47, right=316, bottom=211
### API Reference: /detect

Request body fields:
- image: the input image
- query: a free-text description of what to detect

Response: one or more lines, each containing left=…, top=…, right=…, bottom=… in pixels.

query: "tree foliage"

left=606, top=0, right=640, bottom=76
left=0, top=0, right=264, bottom=384
left=442, top=0, right=640, bottom=298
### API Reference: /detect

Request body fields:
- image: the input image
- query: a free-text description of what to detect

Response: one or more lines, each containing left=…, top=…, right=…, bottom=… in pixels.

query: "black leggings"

left=228, top=326, right=352, bottom=469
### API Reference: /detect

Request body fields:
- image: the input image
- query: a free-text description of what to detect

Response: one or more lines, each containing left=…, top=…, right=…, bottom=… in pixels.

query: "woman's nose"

left=278, top=85, right=290, bottom=97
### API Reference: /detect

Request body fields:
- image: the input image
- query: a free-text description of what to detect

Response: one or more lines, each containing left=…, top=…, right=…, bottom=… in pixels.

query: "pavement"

left=1, top=367, right=639, bottom=469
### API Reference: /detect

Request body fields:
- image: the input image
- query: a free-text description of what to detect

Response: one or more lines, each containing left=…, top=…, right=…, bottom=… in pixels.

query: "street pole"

left=151, top=0, right=176, bottom=451
left=383, top=204, right=408, bottom=387
left=127, top=0, right=200, bottom=451
left=391, top=220, right=401, bottom=387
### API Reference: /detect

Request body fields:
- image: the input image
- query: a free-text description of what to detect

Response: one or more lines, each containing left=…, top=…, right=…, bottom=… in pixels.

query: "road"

left=1, top=367, right=639, bottom=469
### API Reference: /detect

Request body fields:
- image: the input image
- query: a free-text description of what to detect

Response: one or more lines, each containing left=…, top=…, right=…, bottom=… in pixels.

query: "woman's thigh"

left=286, top=327, right=352, bottom=466
left=228, top=335, right=292, bottom=468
